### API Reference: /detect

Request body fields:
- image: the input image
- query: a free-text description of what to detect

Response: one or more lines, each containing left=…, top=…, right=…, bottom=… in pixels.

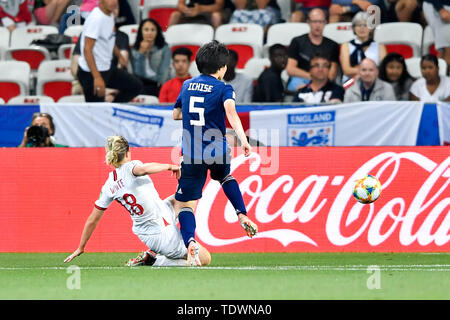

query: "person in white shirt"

left=410, top=54, right=450, bottom=102
left=77, top=0, right=143, bottom=102
left=64, top=135, right=211, bottom=267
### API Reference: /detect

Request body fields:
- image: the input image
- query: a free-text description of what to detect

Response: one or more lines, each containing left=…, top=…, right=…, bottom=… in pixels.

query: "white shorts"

left=423, top=2, right=450, bottom=50
left=136, top=198, right=187, bottom=259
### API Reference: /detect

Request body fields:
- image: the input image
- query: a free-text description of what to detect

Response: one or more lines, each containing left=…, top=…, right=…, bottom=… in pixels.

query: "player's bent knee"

left=220, top=174, right=235, bottom=185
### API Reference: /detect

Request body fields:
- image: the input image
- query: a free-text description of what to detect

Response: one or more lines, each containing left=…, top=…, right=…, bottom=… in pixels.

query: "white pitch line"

left=0, top=265, right=449, bottom=271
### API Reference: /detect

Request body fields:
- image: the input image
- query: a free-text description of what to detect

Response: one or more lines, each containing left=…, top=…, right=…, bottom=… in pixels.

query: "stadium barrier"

left=1, top=146, right=448, bottom=253
left=0, top=102, right=449, bottom=147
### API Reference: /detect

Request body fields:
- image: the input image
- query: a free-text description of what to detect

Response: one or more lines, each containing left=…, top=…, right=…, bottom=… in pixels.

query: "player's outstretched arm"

left=224, top=99, right=251, bottom=157
left=64, top=207, right=104, bottom=263
left=133, top=163, right=181, bottom=179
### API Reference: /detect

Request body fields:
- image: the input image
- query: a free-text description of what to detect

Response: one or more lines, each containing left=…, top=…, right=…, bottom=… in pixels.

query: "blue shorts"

left=175, top=152, right=231, bottom=202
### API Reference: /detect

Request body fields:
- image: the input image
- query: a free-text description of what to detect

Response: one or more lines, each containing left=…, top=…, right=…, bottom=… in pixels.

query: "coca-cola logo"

left=196, top=150, right=450, bottom=250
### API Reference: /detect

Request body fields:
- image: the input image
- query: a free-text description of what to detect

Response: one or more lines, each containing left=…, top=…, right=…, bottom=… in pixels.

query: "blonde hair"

left=105, top=135, right=129, bottom=167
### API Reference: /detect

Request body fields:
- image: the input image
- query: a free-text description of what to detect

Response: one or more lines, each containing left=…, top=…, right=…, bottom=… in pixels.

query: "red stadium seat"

left=0, top=61, right=30, bottom=102
left=36, top=60, right=74, bottom=102
left=374, top=22, right=423, bottom=59
left=215, top=24, right=264, bottom=69
left=165, top=24, right=214, bottom=61
left=143, top=0, right=178, bottom=31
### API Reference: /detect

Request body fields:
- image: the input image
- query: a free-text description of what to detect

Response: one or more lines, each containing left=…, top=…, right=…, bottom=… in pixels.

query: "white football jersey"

left=95, top=160, right=170, bottom=235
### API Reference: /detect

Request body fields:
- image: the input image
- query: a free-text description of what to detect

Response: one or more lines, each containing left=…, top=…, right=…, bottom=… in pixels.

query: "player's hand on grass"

left=170, top=164, right=181, bottom=179
left=238, top=213, right=258, bottom=238
left=64, top=248, right=84, bottom=263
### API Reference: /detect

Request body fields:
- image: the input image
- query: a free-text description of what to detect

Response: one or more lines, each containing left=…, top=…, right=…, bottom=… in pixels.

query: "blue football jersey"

left=174, top=74, right=235, bottom=161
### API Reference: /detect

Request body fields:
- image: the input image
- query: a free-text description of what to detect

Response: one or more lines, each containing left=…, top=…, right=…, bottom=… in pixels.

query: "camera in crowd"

left=26, top=125, right=50, bottom=147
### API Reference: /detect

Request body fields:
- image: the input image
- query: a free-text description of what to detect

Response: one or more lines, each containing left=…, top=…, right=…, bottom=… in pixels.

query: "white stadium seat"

left=0, top=97, right=5, bottom=104
left=188, top=60, right=200, bottom=77
left=58, top=95, right=86, bottom=103
left=264, top=23, right=310, bottom=57
left=323, top=22, right=354, bottom=44
left=63, top=25, right=83, bottom=38
left=405, top=57, right=448, bottom=79
left=215, top=23, right=264, bottom=69
left=374, top=22, right=423, bottom=58
left=6, top=25, right=58, bottom=71
left=131, top=95, right=160, bottom=104
left=7, top=95, right=55, bottom=104
left=0, top=61, right=30, bottom=102
left=422, top=25, right=439, bottom=56
left=36, top=59, right=74, bottom=102
left=242, top=57, right=270, bottom=80
left=165, top=24, right=214, bottom=61
left=0, top=27, right=10, bottom=55
left=118, top=24, right=139, bottom=47
left=143, top=0, right=178, bottom=31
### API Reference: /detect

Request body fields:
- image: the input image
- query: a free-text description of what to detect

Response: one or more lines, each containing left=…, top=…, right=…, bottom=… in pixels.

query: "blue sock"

left=221, top=175, right=247, bottom=215
left=178, top=207, right=196, bottom=247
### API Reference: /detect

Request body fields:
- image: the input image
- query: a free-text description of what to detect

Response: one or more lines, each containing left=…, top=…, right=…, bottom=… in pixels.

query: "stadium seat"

left=323, top=22, right=354, bottom=44
left=165, top=24, right=214, bottom=61
left=374, top=22, right=423, bottom=59
left=0, top=61, right=30, bottom=102
left=215, top=23, right=264, bottom=69
left=143, top=0, right=178, bottom=31
left=0, top=97, right=4, bottom=104
left=7, top=95, right=55, bottom=104
left=242, top=57, right=270, bottom=80
left=131, top=95, right=160, bottom=104
left=118, top=24, right=139, bottom=47
left=188, top=60, right=200, bottom=77
left=57, top=43, right=76, bottom=60
left=264, top=23, right=310, bottom=56
left=63, top=25, right=83, bottom=43
left=0, top=27, right=10, bottom=57
left=405, top=57, right=448, bottom=79
left=7, top=25, right=58, bottom=71
left=422, top=25, right=439, bottom=57
left=58, top=95, right=86, bottom=103
left=36, top=60, right=74, bottom=102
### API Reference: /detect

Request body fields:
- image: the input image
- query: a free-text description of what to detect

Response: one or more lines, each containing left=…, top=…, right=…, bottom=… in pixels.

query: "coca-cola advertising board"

left=0, top=147, right=448, bottom=252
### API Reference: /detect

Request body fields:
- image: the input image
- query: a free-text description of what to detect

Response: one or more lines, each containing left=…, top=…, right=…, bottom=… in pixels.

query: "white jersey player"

left=64, top=135, right=211, bottom=267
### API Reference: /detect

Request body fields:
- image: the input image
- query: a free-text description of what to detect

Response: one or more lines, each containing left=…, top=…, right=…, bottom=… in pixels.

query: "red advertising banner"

left=0, top=147, right=449, bottom=252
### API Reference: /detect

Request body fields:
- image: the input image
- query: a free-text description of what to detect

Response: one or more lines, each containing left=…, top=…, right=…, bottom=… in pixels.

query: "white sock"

left=153, top=255, right=187, bottom=267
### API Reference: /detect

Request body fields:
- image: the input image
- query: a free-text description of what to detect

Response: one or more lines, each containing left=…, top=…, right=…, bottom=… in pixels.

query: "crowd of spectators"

left=1, top=0, right=450, bottom=104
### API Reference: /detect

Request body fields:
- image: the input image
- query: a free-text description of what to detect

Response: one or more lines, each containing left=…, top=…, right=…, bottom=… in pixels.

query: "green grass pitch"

left=0, top=252, right=449, bottom=300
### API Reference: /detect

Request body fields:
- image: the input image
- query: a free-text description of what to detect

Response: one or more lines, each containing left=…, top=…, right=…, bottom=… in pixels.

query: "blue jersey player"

left=173, top=40, right=258, bottom=266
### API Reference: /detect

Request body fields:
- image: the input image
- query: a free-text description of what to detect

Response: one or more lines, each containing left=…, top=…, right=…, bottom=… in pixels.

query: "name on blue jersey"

left=188, top=82, right=213, bottom=93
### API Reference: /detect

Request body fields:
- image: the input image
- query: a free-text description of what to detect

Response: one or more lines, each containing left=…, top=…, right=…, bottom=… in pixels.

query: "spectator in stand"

left=423, top=0, right=450, bottom=72
left=168, top=0, right=234, bottom=29
left=379, top=52, right=414, bottom=101
left=286, top=8, right=339, bottom=92
left=32, top=0, right=73, bottom=26
left=18, top=112, right=66, bottom=147
left=253, top=43, right=288, bottom=102
left=339, top=11, right=387, bottom=84
left=77, top=0, right=142, bottom=102
left=230, top=0, right=280, bottom=33
left=159, top=47, right=192, bottom=103
left=409, top=54, right=450, bottom=102
left=131, top=18, right=171, bottom=97
left=0, top=0, right=32, bottom=32
left=291, top=0, right=331, bottom=22
left=344, top=58, right=396, bottom=102
left=329, top=0, right=387, bottom=23
left=71, top=4, right=130, bottom=101
left=293, top=52, right=344, bottom=103
left=386, top=0, right=419, bottom=22
left=223, top=49, right=254, bottom=103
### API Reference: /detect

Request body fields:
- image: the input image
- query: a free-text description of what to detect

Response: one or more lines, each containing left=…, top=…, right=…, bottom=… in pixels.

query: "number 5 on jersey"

left=189, top=96, right=205, bottom=126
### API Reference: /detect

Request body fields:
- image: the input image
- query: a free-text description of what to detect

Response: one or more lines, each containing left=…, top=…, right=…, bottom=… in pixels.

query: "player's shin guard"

left=178, top=207, right=196, bottom=247
left=220, top=175, right=247, bottom=215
